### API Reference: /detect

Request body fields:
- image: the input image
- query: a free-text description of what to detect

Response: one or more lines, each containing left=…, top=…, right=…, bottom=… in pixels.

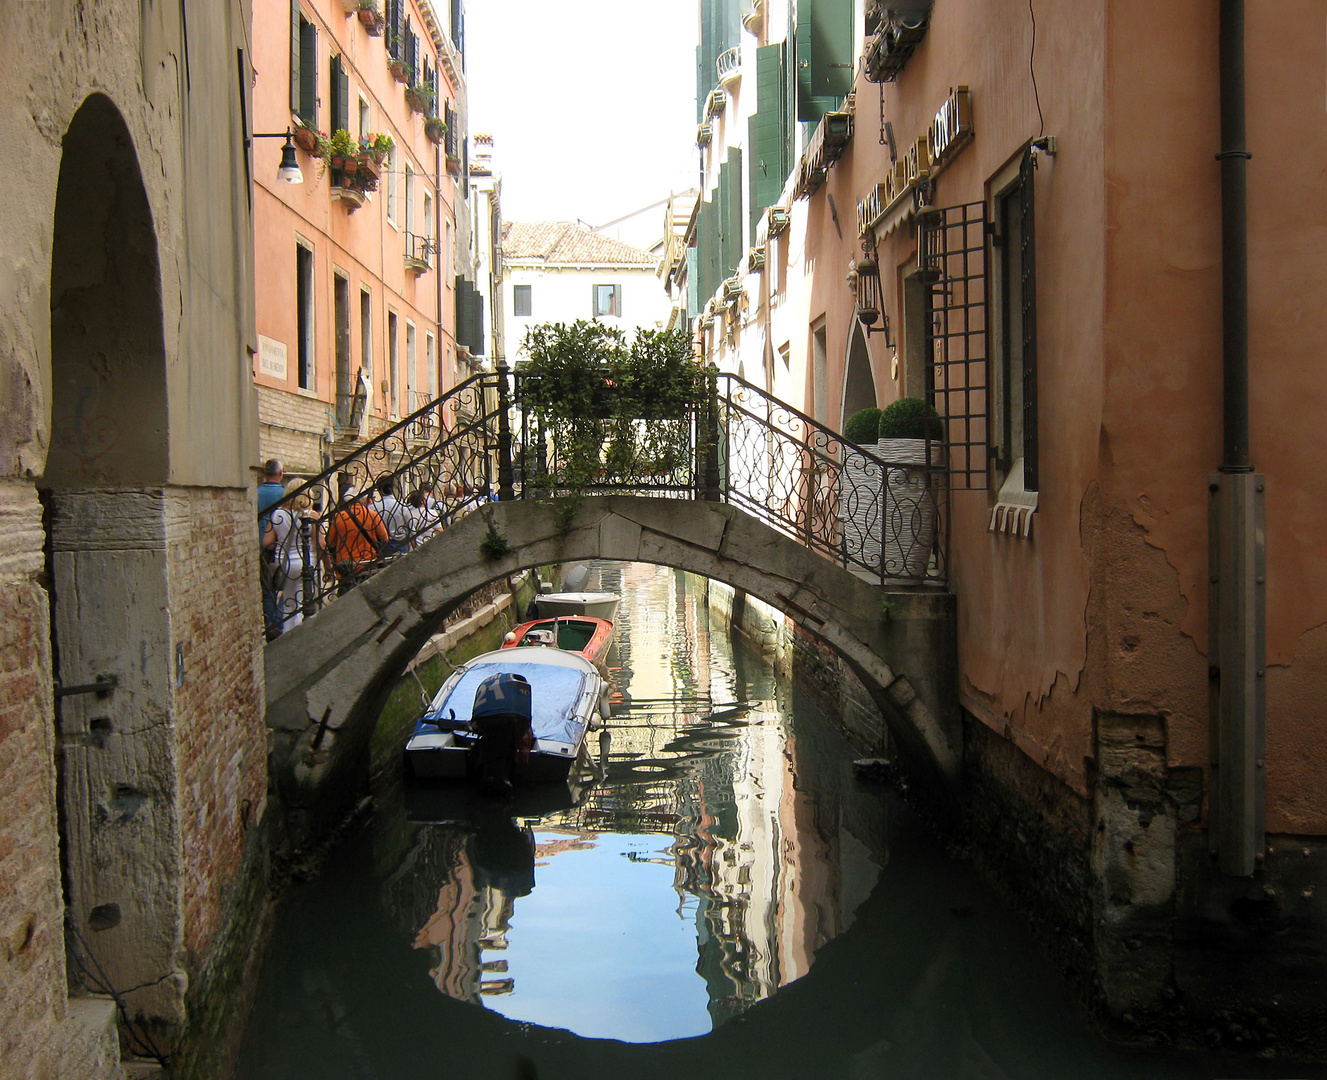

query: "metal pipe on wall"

left=1210, top=0, right=1265, bottom=877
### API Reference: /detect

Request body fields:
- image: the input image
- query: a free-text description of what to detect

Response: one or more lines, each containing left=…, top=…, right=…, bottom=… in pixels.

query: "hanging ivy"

left=519, top=321, right=703, bottom=512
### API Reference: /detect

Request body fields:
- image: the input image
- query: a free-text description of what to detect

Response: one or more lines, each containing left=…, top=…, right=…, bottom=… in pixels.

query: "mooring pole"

left=496, top=358, right=515, bottom=501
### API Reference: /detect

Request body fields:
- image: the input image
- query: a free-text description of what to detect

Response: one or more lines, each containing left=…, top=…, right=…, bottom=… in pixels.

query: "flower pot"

left=389, top=59, right=409, bottom=83
left=877, top=437, right=944, bottom=581
left=405, top=88, right=426, bottom=114
left=293, top=127, right=319, bottom=153
left=356, top=155, right=379, bottom=180
left=342, top=157, right=359, bottom=176
left=425, top=121, right=444, bottom=145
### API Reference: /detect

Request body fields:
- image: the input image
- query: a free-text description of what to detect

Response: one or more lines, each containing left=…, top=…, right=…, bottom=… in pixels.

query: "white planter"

left=838, top=444, right=886, bottom=572
left=876, top=437, right=943, bottom=581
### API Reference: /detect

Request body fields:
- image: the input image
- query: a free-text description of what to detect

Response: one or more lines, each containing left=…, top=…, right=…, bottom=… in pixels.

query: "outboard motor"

left=469, top=672, right=533, bottom=795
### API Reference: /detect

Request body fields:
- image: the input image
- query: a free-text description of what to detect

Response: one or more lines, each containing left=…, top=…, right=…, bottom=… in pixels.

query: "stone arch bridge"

left=264, top=371, right=956, bottom=844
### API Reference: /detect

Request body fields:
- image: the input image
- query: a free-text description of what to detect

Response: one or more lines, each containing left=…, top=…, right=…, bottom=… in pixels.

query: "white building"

left=500, top=221, right=670, bottom=361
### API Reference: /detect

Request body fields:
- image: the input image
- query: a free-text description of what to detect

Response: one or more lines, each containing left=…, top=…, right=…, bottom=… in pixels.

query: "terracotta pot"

left=293, top=128, right=319, bottom=153
left=389, top=59, right=408, bottom=83
left=357, top=8, right=376, bottom=26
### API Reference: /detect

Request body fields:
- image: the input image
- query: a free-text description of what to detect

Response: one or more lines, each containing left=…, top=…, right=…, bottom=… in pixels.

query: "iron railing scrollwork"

left=259, top=366, right=948, bottom=636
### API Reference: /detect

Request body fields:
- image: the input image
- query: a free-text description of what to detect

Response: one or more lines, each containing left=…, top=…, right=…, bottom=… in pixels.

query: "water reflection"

left=385, top=562, right=882, bottom=1042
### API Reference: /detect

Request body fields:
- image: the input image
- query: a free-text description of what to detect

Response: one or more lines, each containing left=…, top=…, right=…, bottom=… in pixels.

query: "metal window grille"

left=920, top=200, right=988, bottom=489
left=1018, top=150, right=1039, bottom=491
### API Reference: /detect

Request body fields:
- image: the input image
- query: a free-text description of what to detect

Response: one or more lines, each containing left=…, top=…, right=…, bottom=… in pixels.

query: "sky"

left=464, top=0, right=700, bottom=231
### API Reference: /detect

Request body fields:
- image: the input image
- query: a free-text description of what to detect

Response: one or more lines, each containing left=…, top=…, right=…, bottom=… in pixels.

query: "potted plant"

left=839, top=407, right=888, bottom=575
left=404, top=82, right=433, bottom=115
left=876, top=397, right=945, bottom=581
left=424, top=116, right=446, bottom=145
left=388, top=46, right=410, bottom=83
left=293, top=121, right=322, bottom=154
left=356, top=0, right=384, bottom=33
left=322, top=128, right=357, bottom=185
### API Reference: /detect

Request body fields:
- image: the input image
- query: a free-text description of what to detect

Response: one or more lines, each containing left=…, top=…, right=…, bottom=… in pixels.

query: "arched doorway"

left=841, top=321, right=878, bottom=428
left=44, top=95, right=184, bottom=1029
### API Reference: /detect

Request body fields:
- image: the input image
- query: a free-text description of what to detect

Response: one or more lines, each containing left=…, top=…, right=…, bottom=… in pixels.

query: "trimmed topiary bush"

left=844, top=407, right=885, bottom=444
left=878, top=397, right=944, bottom=440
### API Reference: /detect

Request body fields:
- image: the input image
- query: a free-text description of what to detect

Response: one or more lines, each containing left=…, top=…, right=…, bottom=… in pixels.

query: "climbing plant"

left=519, top=320, right=702, bottom=513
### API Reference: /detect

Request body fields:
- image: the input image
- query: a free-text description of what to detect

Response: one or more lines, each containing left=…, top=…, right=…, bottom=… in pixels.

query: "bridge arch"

left=265, top=496, right=958, bottom=845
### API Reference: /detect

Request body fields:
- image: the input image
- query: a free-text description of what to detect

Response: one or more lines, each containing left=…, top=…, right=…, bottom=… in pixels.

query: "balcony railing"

left=717, top=47, right=741, bottom=85
left=405, top=231, right=435, bottom=274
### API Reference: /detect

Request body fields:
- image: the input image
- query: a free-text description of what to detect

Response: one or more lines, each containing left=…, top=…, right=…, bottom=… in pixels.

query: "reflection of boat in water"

left=531, top=591, right=620, bottom=621
left=404, top=647, right=609, bottom=791
left=502, top=615, right=614, bottom=670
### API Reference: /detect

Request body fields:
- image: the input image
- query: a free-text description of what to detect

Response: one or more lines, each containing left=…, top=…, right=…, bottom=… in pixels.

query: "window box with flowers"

left=404, top=83, right=434, bottom=116
left=357, top=0, right=385, bottom=35
left=424, top=116, right=446, bottom=145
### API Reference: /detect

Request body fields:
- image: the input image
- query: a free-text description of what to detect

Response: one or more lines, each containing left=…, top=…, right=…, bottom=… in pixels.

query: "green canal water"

left=236, top=564, right=1325, bottom=1079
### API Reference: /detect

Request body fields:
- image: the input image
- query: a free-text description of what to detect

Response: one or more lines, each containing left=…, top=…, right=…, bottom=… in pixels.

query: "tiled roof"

left=501, top=221, right=656, bottom=267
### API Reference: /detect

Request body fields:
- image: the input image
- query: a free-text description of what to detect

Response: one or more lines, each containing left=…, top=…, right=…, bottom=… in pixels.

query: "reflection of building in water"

left=385, top=562, right=876, bottom=1026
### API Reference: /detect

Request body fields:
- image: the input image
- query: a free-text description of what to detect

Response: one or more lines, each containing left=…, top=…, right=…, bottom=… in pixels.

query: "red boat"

left=502, top=616, right=614, bottom=670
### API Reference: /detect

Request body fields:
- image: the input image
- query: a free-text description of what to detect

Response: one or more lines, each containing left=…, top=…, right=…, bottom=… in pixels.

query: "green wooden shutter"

left=749, top=42, right=788, bottom=234
left=299, top=18, right=317, bottom=124
left=330, top=55, right=348, bottom=134
left=290, top=0, right=301, bottom=115
left=726, top=148, right=743, bottom=277
left=796, top=0, right=853, bottom=122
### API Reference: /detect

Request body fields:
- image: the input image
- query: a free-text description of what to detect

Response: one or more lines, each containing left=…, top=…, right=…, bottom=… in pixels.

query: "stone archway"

left=43, top=94, right=184, bottom=1029
left=265, top=496, right=958, bottom=848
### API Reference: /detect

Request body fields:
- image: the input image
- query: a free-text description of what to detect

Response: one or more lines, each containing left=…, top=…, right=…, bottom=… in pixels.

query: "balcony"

left=705, top=87, right=727, bottom=120
left=405, top=232, right=435, bottom=275
left=864, top=6, right=932, bottom=83
left=794, top=109, right=853, bottom=199
left=717, top=47, right=741, bottom=87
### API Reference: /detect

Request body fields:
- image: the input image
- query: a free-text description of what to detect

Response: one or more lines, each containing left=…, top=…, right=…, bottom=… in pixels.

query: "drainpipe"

left=1209, top=0, right=1265, bottom=877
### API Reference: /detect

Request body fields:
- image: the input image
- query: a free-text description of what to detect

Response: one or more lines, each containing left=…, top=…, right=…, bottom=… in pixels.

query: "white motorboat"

left=531, top=590, right=621, bottom=621
left=404, top=647, right=608, bottom=790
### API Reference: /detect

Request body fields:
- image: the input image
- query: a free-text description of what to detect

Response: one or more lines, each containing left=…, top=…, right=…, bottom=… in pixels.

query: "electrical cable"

left=1028, top=0, right=1045, bottom=137
left=64, top=916, right=171, bottom=1070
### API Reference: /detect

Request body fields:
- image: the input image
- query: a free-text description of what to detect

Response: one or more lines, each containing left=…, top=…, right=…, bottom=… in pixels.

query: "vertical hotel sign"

left=857, top=86, right=974, bottom=235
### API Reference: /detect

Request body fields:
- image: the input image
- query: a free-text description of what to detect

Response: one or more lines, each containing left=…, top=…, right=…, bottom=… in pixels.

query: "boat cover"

left=429, top=661, right=589, bottom=745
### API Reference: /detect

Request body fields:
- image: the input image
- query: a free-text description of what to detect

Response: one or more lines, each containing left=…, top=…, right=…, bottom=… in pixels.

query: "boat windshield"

left=430, top=661, right=590, bottom=744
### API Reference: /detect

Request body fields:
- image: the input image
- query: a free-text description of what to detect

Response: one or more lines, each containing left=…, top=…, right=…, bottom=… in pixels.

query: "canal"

left=236, top=563, right=1320, bottom=1079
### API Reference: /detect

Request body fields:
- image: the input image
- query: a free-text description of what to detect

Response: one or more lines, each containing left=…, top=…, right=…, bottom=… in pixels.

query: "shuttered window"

left=290, top=1, right=317, bottom=124
left=795, top=0, right=854, bottom=122
left=329, top=55, right=349, bottom=134
left=717, top=148, right=743, bottom=282
left=749, top=42, right=789, bottom=234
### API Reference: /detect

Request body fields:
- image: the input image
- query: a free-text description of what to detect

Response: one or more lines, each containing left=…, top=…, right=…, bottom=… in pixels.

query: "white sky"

left=464, top=0, right=699, bottom=229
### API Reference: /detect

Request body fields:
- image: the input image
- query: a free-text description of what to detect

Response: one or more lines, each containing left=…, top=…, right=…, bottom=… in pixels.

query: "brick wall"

left=165, top=488, right=268, bottom=965
left=256, top=386, right=336, bottom=475
left=0, top=481, right=121, bottom=1078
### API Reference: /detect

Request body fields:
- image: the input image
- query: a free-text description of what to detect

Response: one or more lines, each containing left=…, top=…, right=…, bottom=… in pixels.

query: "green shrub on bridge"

left=520, top=320, right=703, bottom=507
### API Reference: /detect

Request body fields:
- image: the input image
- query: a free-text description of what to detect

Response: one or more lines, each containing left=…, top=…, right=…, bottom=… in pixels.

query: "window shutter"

left=298, top=19, right=318, bottom=124
left=1019, top=150, right=1039, bottom=491
left=796, top=0, right=853, bottom=122
left=290, top=0, right=301, bottom=115
left=330, top=55, right=349, bottom=134
left=749, top=42, right=788, bottom=233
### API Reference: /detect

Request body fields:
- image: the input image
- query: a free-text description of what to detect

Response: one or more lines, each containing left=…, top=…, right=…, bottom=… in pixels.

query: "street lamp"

left=853, top=238, right=892, bottom=346
left=248, top=130, right=305, bottom=185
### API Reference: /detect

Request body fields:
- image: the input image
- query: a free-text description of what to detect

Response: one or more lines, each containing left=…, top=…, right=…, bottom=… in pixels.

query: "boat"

left=502, top=615, right=614, bottom=669
left=404, top=647, right=609, bottom=791
left=531, top=590, right=620, bottom=621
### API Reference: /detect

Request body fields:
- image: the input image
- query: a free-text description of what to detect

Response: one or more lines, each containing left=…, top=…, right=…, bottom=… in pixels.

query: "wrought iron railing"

left=258, top=365, right=947, bottom=636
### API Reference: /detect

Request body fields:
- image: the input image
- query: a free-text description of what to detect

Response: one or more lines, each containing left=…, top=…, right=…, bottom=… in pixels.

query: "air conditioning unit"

left=696, top=122, right=712, bottom=148
left=723, top=277, right=743, bottom=303
left=747, top=245, right=766, bottom=273
left=767, top=206, right=790, bottom=237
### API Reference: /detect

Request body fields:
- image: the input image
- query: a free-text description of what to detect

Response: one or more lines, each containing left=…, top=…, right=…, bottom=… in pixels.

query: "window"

left=423, top=191, right=433, bottom=263
left=592, top=283, right=621, bottom=317
left=426, top=332, right=437, bottom=397
left=296, top=242, right=314, bottom=390
left=404, top=164, right=415, bottom=246
left=812, top=322, right=828, bottom=426
left=387, top=309, right=399, bottom=416
left=329, top=54, right=349, bottom=134
left=386, top=147, right=398, bottom=226
left=360, top=287, right=373, bottom=378
left=358, top=96, right=371, bottom=141
left=405, top=321, right=417, bottom=412
left=513, top=284, right=532, bottom=317
left=992, top=149, right=1038, bottom=491
left=291, top=2, right=317, bottom=125
left=334, top=271, right=351, bottom=425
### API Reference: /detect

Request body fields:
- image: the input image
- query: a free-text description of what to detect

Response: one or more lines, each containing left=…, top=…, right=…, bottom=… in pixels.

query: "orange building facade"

left=695, top=0, right=1327, bottom=1048
left=252, top=0, right=466, bottom=474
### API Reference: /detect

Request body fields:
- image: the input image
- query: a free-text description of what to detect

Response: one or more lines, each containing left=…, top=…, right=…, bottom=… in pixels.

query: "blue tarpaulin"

left=428, top=661, right=589, bottom=745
